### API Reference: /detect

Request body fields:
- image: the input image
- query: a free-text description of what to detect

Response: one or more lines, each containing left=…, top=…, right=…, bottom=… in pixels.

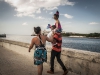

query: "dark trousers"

left=50, top=50, right=67, bottom=72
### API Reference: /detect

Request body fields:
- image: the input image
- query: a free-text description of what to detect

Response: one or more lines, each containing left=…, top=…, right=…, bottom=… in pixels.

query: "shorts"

left=34, top=48, right=47, bottom=65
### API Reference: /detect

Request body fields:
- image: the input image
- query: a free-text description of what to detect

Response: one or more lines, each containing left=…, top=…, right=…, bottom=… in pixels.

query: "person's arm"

left=55, top=20, right=59, bottom=30
left=46, top=36, right=53, bottom=42
left=28, top=38, right=35, bottom=52
left=52, top=30, right=54, bottom=35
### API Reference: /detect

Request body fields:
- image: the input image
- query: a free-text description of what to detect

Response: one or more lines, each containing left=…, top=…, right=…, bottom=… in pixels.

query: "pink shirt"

left=55, top=23, right=62, bottom=29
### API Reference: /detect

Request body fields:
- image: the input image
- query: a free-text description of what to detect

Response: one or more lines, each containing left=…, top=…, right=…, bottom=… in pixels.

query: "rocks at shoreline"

left=0, top=34, right=6, bottom=37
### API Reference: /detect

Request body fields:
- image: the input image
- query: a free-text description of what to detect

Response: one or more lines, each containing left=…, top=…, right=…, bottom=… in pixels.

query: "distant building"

left=0, top=34, right=6, bottom=37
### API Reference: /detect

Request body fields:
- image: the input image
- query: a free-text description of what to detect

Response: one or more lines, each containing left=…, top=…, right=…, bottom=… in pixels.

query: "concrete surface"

left=0, top=46, right=77, bottom=75
left=1, top=39, right=100, bottom=75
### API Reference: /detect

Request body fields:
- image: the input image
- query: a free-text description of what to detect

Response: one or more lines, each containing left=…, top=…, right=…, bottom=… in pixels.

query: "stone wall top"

left=0, top=39, right=100, bottom=63
left=0, top=39, right=30, bottom=48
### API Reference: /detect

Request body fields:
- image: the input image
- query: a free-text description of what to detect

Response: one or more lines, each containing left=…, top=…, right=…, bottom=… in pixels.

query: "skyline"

left=0, top=0, right=100, bottom=35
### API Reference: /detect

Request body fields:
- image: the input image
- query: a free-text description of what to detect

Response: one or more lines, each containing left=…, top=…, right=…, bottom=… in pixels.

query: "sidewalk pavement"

left=0, top=46, right=77, bottom=75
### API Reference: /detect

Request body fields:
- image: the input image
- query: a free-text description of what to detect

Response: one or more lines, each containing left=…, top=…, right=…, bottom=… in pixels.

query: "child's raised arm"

left=55, top=20, right=59, bottom=30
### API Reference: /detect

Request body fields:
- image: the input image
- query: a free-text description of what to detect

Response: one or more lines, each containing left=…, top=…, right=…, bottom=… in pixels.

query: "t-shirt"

left=52, top=33, right=62, bottom=52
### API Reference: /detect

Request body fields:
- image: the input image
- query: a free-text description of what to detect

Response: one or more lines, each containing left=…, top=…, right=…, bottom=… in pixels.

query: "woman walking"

left=28, top=26, right=53, bottom=75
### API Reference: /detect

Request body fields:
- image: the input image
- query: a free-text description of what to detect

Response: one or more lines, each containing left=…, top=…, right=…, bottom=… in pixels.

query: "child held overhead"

left=53, top=10, right=62, bottom=33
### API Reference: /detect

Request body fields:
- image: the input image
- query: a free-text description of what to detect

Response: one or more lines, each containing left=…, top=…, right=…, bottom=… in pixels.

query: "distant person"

left=47, top=29, right=68, bottom=75
left=28, top=26, right=53, bottom=75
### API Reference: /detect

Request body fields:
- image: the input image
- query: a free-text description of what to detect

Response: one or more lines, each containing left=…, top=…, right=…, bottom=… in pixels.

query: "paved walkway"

left=0, top=46, right=77, bottom=75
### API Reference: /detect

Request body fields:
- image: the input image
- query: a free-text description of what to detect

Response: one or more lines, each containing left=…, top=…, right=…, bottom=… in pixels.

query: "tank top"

left=55, top=22, right=62, bottom=29
left=35, top=35, right=45, bottom=49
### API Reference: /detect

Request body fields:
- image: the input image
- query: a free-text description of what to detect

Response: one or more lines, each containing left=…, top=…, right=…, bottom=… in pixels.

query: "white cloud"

left=49, top=12, right=53, bottom=14
left=4, top=0, right=75, bottom=17
left=36, top=16, right=45, bottom=19
left=89, top=22, right=99, bottom=25
left=64, top=14, right=73, bottom=19
left=22, top=22, right=28, bottom=25
left=36, top=8, right=41, bottom=13
left=45, top=7, right=58, bottom=10
left=14, top=13, right=35, bottom=18
left=61, top=14, right=73, bottom=19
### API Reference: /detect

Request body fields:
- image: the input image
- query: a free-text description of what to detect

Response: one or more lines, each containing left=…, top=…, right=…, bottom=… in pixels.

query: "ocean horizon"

left=1, top=34, right=100, bottom=53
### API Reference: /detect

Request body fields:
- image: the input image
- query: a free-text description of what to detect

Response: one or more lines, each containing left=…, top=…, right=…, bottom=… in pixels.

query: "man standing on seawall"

left=47, top=32, right=68, bottom=75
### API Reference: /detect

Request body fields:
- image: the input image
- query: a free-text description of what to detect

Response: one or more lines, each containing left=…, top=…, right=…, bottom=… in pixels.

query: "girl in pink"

left=53, top=10, right=62, bottom=33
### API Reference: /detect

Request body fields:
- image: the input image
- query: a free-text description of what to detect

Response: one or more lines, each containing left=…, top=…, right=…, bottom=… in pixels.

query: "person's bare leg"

left=41, top=64, right=43, bottom=72
left=37, top=64, right=43, bottom=75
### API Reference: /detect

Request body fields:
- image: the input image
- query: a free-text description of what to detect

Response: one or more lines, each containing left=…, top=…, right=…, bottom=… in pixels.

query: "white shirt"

left=47, top=30, right=54, bottom=39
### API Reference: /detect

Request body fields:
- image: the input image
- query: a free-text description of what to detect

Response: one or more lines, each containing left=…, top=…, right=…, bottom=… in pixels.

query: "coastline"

left=64, top=36, right=100, bottom=39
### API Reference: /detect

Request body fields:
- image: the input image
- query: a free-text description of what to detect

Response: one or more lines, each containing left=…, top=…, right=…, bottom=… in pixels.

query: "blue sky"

left=0, top=0, right=100, bottom=35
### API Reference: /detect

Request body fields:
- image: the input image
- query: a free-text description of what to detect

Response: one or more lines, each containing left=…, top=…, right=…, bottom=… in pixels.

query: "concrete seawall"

left=0, top=39, right=100, bottom=75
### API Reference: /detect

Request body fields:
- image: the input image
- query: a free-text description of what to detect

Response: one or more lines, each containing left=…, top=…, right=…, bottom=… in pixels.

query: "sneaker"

left=63, top=70, right=68, bottom=75
left=47, top=70, right=54, bottom=74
